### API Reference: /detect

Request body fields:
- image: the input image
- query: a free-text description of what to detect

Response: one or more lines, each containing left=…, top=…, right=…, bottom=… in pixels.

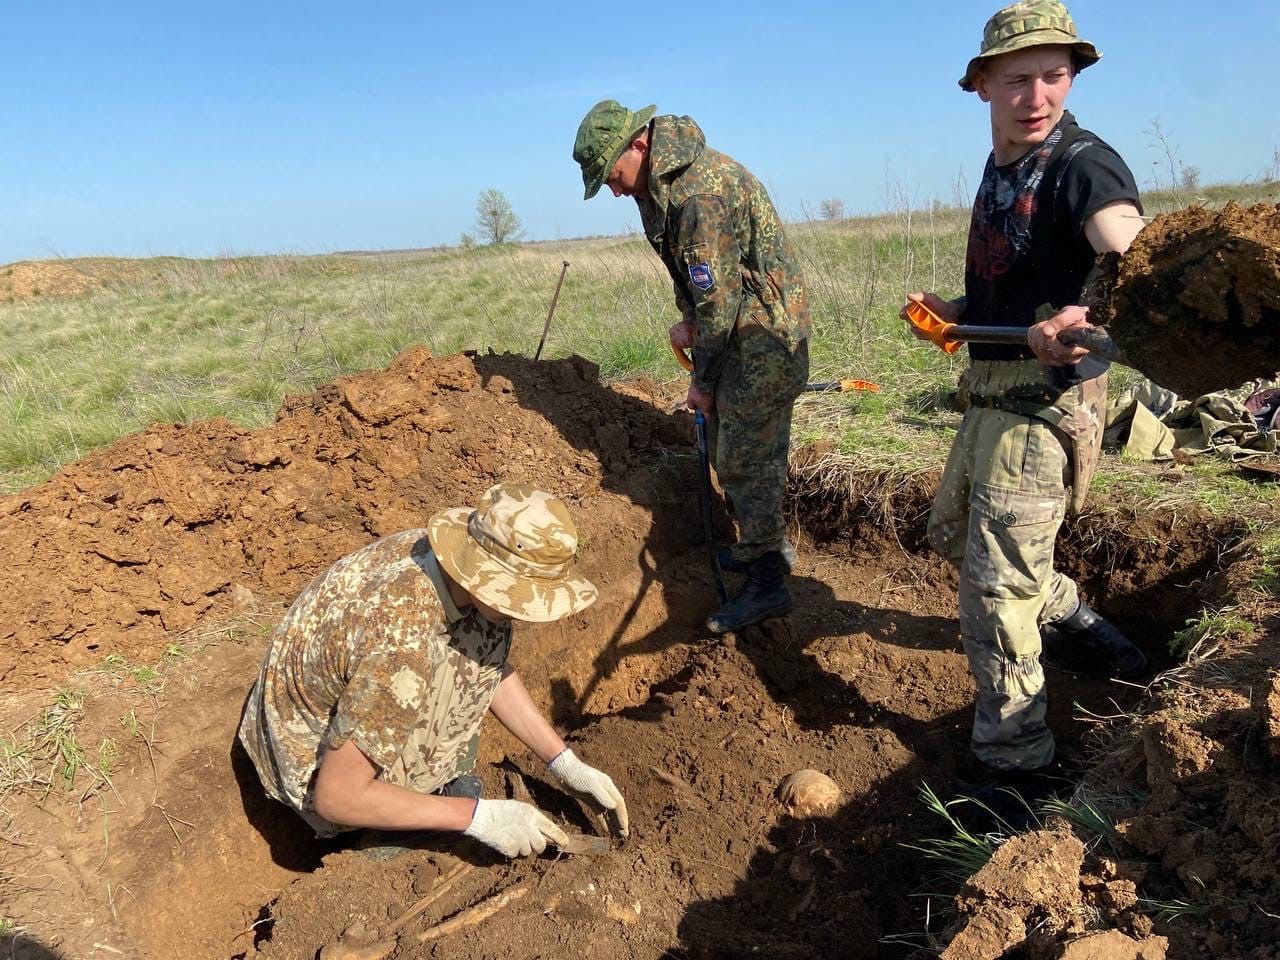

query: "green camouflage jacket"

left=637, top=115, right=812, bottom=392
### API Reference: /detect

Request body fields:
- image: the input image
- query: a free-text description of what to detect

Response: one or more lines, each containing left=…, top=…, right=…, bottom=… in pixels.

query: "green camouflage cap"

left=573, top=99, right=656, bottom=200
left=428, top=483, right=597, bottom=623
left=960, top=0, right=1101, bottom=92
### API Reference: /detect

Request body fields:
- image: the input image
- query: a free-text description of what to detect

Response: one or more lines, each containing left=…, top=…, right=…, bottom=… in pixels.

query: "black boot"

left=716, top=541, right=796, bottom=576
left=706, top=551, right=793, bottom=634
left=435, top=774, right=484, bottom=800
left=1041, top=599, right=1147, bottom=680
left=953, top=765, right=1064, bottom=835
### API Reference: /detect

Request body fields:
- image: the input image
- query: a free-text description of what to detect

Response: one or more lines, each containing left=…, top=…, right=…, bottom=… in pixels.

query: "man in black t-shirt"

left=901, top=0, right=1148, bottom=820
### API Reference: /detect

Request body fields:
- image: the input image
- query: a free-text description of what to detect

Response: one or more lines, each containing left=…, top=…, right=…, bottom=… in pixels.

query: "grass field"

left=2, top=181, right=1278, bottom=508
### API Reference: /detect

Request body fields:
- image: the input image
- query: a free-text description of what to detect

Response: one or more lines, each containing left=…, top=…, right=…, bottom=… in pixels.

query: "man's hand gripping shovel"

left=903, top=299, right=1125, bottom=361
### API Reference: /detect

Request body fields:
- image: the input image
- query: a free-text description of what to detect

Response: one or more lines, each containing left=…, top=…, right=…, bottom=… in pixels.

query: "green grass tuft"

left=902, top=782, right=1003, bottom=887
left=1253, top=529, right=1280, bottom=594
left=1170, top=609, right=1256, bottom=659
left=1138, top=897, right=1210, bottom=923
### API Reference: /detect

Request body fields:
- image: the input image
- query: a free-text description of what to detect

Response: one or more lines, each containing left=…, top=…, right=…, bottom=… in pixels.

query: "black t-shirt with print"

left=963, top=111, right=1141, bottom=385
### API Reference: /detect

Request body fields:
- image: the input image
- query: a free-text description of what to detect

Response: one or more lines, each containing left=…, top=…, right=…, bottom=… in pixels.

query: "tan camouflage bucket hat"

left=428, top=483, right=597, bottom=623
left=960, top=0, right=1100, bottom=92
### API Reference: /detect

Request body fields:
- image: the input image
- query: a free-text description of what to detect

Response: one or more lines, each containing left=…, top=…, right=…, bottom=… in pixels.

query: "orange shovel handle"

left=671, top=341, right=694, bottom=372
left=904, top=300, right=962, bottom=355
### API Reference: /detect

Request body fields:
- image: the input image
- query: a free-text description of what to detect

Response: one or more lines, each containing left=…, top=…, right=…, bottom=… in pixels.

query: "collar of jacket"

left=636, top=114, right=706, bottom=244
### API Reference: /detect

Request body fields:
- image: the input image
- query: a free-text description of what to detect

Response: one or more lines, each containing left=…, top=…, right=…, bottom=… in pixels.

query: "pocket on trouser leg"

left=958, top=484, right=1064, bottom=670
left=722, top=323, right=806, bottom=409
left=963, top=485, right=1066, bottom=601
left=970, top=409, right=1031, bottom=491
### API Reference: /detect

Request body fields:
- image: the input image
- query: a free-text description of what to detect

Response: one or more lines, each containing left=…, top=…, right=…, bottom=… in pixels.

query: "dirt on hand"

left=1096, top=202, right=1280, bottom=397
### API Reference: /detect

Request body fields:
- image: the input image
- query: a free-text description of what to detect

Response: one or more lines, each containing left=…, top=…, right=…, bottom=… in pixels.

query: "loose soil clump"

left=1097, top=202, right=1280, bottom=397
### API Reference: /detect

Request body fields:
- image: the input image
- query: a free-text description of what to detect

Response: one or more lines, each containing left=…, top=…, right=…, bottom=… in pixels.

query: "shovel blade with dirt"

left=907, top=203, right=1280, bottom=398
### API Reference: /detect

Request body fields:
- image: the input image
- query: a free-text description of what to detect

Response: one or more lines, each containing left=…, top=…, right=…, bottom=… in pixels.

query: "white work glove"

left=549, top=748, right=630, bottom=837
left=464, top=799, right=570, bottom=858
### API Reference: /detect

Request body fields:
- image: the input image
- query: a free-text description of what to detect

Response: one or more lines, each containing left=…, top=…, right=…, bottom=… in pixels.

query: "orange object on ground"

left=904, top=299, right=962, bottom=354
left=804, top=379, right=881, bottom=394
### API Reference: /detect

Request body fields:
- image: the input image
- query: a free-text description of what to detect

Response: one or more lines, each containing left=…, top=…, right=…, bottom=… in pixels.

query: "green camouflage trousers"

left=707, top=324, right=809, bottom=562
left=928, top=360, right=1106, bottom=771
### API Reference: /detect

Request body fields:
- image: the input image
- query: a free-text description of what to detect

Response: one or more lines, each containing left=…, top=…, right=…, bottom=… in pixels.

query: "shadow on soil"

left=6, top=938, right=70, bottom=960
left=231, top=741, right=335, bottom=872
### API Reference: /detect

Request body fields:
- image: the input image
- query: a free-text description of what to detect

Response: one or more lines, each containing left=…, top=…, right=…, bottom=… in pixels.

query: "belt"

left=965, top=386, right=1066, bottom=427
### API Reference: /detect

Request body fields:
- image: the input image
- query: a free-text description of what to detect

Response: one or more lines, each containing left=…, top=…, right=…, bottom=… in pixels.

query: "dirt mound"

left=1105, top=639, right=1280, bottom=960
left=0, top=259, right=101, bottom=300
left=942, top=831, right=1086, bottom=960
left=940, top=832, right=1167, bottom=959
left=1098, top=203, right=1280, bottom=397
left=931, top=623, right=1280, bottom=960
left=0, top=347, right=688, bottom=691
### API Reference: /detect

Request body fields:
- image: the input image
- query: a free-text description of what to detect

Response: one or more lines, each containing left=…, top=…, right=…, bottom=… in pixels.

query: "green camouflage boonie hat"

left=573, top=99, right=656, bottom=200
left=428, top=483, right=597, bottom=623
left=960, top=0, right=1101, bottom=92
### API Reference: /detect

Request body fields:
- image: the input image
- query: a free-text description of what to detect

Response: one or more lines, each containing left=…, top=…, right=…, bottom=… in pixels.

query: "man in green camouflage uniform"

left=903, top=1, right=1148, bottom=817
left=239, top=483, right=629, bottom=858
left=573, top=100, right=811, bottom=634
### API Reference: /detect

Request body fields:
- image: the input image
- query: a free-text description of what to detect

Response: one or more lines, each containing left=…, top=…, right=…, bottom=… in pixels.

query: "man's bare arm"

left=1083, top=201, right=1145, bottom=255
left=487, top=667, right=566, bottom=763
left=312, top=739, right=475, bottom=830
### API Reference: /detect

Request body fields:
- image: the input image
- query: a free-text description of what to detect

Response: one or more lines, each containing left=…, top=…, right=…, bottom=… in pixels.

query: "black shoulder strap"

left=1041, top=113, right=1091, bottom=227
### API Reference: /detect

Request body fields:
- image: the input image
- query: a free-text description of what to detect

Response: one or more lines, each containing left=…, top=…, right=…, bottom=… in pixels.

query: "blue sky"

left=3, top=1, right=1277, bottom=262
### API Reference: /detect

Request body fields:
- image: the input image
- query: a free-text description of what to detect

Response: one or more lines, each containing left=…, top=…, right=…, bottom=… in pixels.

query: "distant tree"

left=459, top=231, right=476, bottom=250
left=1178, top=164, right=1201, bottom=192
left=475, top=189, right=524, bottom=245
left=818, top=197, right=846, bottom=221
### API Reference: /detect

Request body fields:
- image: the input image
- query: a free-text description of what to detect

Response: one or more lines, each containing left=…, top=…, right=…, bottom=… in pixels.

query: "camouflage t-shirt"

left=238, top=530, right=512, bottom=837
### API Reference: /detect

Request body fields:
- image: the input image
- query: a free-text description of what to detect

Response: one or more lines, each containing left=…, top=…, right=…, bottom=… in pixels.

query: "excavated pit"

left=0, top=350, right=1256, bottom=960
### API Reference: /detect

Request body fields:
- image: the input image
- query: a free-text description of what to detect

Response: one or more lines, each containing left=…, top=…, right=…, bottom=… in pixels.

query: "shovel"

left=903, top=299, right=1125, bottom=362
left=693, top=408, right=729, bottom=606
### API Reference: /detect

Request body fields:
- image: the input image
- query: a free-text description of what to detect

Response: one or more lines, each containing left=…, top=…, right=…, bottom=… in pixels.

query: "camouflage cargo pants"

left=707, top=325, right=809, bottom=562
left=928, top=360, right=1106, bottom=772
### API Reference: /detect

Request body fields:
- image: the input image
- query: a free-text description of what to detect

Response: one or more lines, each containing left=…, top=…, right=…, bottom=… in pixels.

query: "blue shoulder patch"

left=688, top=262, right=714, bottom=291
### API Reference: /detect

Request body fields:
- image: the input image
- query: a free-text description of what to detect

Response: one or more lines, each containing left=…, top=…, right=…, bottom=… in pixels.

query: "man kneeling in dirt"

left=902, top=1, right=1147, bottom=824
left=573, top=100, right=811, bottom=635
left=238, top=483, right=628, bottom=858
